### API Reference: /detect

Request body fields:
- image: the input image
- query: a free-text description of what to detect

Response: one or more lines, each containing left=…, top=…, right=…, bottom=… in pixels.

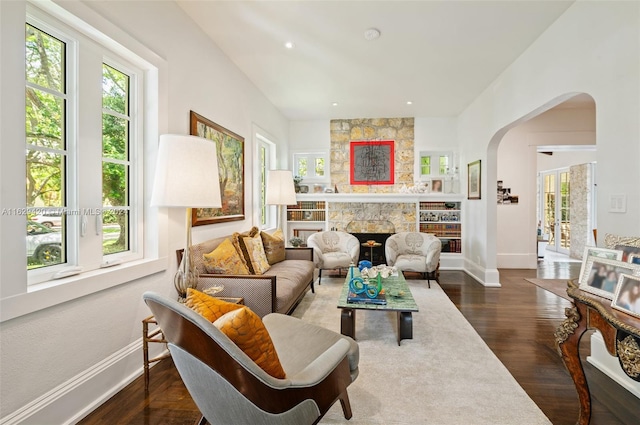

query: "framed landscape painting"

left=350, top=140, right=394, bottom=185
left=190, top=111, right=245, bottom=225
left=467, top=160, right=481, bottom=200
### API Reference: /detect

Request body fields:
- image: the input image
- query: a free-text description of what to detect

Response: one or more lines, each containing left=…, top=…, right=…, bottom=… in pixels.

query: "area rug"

left=524, top=278, right=572, bottom=301
left=293, top=277, right=551, bottom=425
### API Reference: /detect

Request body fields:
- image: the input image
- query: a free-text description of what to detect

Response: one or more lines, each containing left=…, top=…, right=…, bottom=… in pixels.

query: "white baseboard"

left=587, top=333, right=640, bottom=399
left=463, top=259, right=501, bottom=287
left=0, top=338, right=168, bottom=425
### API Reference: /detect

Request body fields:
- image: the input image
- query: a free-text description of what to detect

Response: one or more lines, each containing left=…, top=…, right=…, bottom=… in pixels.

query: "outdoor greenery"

left=25, top=24, right=129, bottom=269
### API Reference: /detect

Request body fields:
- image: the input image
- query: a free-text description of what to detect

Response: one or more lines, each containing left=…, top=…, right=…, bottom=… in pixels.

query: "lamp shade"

left=266, top=170, right=297, bottom=205
left=151, top=134, right=222, bottom=208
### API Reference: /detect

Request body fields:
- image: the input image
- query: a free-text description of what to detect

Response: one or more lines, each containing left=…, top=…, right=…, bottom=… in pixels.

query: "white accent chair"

left=307, top=231, right=360, bottom=284
left=385, top=232, right=441, bottom=287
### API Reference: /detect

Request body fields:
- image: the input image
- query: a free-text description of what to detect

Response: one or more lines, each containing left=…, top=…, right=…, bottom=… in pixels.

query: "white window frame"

left=255, top=130, right=277, bottom=230
left=0, top=0, right=167, bottom=322
left=419, top=150, right=454, bottom=180
left=100, top=57, right=144, bottom=264
left=292, top=152, right=328, bottom=183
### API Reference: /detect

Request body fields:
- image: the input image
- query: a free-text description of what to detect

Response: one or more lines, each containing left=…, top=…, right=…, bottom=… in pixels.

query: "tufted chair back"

left=307, top=231, right=360, bottom=284
left=385, top=232, right=441, bottom=286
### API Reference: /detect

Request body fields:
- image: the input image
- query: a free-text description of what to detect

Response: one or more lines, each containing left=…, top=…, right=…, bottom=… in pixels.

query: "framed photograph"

left=579, top=246, right=624, bottom=283
left=467, top=160, right=481, bottom=200
left=629, top=254, right=640, bottom=265
left=350, top=140, right=394, bottom=185
left=579, top=257, right=640, bottom=300
left=190, top=111, right=245, bottom=225
left=612, top=274, right=640, bottom=318
left=430, top=178, right=443, bottom=193
left=603, top=234, right=640, bottom=261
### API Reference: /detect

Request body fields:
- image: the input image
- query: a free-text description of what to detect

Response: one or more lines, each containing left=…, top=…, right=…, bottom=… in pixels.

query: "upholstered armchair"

left=385, top=232, right=441, bottom=287
left=307, top=231, right=360, bottom=284
left=143, top=291, right=359, bottom=425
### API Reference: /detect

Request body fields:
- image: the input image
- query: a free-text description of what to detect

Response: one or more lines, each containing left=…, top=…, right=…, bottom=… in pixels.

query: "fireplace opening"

left=345, top=220, right=396, bottom=265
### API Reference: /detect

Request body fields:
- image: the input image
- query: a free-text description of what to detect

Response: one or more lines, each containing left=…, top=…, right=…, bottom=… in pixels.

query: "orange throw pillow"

left=214, top=307, right=286, bottom=379
left=184, top=288, right=243, bottom=322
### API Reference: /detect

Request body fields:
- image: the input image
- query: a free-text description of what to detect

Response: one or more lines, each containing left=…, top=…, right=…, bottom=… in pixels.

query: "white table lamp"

left=266, top=170, right=297, bottom=230
left=151, top=134, right=221, bottom=299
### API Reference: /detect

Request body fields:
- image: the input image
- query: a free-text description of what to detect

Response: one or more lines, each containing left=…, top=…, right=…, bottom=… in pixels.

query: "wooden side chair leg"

left=339, top=392, right=353, bottom=420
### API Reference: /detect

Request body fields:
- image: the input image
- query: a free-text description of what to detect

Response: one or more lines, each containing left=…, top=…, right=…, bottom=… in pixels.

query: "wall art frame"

left=467, top=160, right=481, bottom=200
left=190, top=110, right=245, bottom=225
left=349, top=140, right=394, bottom=185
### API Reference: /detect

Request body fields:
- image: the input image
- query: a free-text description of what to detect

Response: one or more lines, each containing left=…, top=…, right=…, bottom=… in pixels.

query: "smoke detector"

left=364, top=28, right=381, bottom=41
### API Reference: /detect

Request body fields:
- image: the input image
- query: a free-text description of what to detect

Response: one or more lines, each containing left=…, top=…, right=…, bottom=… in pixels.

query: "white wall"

left=289, top=117, right=459, bottom=185
left=496, top=107, right=596, bottom=268
left=458, top=0, right=639, bottom=285
left=0, top=1, right=289, bottom=423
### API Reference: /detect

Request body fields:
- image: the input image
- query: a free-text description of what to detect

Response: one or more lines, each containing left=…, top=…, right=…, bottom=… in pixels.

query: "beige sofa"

left=178, top=235, right=315, bottom=318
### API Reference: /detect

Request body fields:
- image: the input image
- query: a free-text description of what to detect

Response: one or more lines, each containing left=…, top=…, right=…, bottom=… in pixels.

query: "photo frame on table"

left=612, top=274, right=640, bottom=319
left=579, top=257, right=640, bottom=300
left=603, top=233, right=640, bottom=262
left=350, top=140, right=394, bottom=185
left=430, top=178, right=444, bottom=193
left=190, top=110, right=245, bottom=225
left=578, top=246, right=623, bottom=284
left=629, top=254, right=640, bottom=265
left=467, top=160, right=481, bottom=200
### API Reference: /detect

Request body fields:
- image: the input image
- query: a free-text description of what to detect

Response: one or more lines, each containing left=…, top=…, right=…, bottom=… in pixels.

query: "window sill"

left=1, top=257, right=167, bottom=322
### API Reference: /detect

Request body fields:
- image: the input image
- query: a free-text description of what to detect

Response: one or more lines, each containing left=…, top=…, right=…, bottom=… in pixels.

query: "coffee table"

left=337, top=270, right=418, bottom=345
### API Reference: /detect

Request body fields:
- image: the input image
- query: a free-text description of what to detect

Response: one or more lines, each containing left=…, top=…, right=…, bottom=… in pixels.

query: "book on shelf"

left=347, top=291, right=387, bottom=305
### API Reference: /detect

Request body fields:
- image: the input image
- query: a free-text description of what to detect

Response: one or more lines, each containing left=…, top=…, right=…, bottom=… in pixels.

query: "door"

left=541, top=168, right=570, bottom=254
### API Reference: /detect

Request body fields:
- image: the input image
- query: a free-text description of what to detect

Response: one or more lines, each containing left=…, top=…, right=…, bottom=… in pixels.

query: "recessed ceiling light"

left=284, top=41, right=295, bottom=49
left=364, top=28, right=381, bottom=41
left=406, top=101, right=413, bottom=105
left=332, top=102, right=339, bottom=106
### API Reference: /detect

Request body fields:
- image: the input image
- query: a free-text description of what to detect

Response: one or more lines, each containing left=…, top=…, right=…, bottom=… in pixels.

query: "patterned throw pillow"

left=184, top=288, right=243, bottom=322
left=242, top=234, right=271, bottom=275
left=203, top=238, right=249, bottom=275
left=214, top=307, right=286, bottom=379
left=260, top=229, right=286, bottom=265
left=231, top=228, right=257, bottom=272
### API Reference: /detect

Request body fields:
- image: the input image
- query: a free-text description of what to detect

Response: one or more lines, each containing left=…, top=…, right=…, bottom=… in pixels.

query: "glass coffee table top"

left=337, top=269, right=418, bottom=312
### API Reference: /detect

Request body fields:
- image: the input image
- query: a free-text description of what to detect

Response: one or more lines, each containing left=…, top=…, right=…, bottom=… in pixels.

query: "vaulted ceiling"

left=177, top=1, right=574, bottom=120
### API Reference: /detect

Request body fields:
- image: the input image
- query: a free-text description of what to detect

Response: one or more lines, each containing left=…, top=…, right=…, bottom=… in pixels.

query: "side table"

left=361, top=242, right=382, bottom=264
left=555, top=280, right=640, bottom=424
left=142, top=296, right=244, bottom=391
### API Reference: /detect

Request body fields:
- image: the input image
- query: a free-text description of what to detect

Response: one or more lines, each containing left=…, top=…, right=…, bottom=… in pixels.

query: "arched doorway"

left=486, top=93, right=596, bottom=277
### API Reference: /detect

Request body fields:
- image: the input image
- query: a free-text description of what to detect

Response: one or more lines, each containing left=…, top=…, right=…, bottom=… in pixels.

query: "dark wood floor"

left=80, top=263, right=638, bottom=425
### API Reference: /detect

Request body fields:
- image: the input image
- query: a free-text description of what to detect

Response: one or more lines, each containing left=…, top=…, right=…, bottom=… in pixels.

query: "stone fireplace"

left=327, top=201, right=416, bottom=264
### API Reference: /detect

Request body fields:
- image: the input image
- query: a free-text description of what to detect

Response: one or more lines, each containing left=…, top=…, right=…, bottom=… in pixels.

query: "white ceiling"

left=177, top=1, right=575, bottom=121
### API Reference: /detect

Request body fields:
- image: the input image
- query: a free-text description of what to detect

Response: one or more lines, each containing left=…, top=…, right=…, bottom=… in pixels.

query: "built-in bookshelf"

left=419, top=201, right=462, bottom=253
left=285, top=194, right=464, bottom=268
left=286, top=201, right=326, bottom=222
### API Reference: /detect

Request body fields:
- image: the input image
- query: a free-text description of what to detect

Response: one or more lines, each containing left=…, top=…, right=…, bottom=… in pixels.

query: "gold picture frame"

left=190, top=111, right=245, bottom=225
